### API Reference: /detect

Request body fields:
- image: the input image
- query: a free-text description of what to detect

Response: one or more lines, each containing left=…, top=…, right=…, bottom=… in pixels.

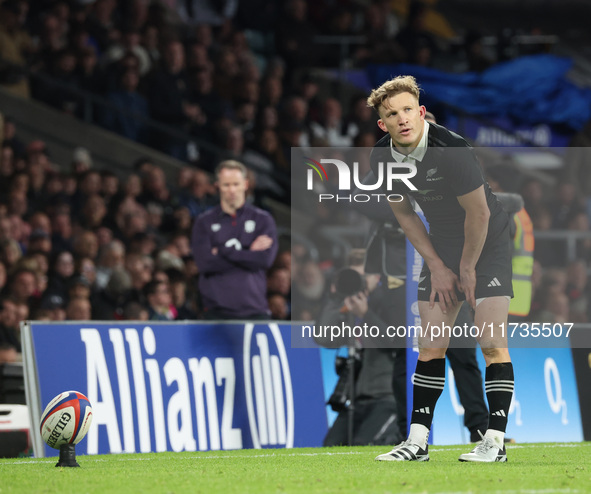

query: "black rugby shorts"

left=417, top=223, right=514, bottom=302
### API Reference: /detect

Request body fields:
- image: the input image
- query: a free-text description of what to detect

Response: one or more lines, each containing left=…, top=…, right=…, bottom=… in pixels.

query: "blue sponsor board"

left=22, top=322, right=327, bottom=457
left=433, top=343, right=584, bottom=445
left=319, top=334, right=584, bottom=445
left=405, top=237, right=421, bottom=436
left=319, top=347, right=345, bottom=429
left=406, top=212, right=427, bottom=437
left=445, top=115, right=571, bottom=148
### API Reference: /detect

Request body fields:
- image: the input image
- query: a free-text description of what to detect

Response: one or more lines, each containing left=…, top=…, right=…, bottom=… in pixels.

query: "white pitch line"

left=504, top=443, right=591, bottom=449
left=430, top=443, right=591, bottom=452
left=436, top=491, right=580, bottom=494
left=492, top=490, right=580, bottom=494
left=176, top=451, right=366, bottom=460
left=1, top=450, right=365, bottom=465
left=0, top=460, right=55, bottom=465
left=2, top=443, right=588, bottom=465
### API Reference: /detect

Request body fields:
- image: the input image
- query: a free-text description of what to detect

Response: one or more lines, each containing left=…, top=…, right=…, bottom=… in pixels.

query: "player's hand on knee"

left=429, top=266, right=460, bottom=313
left=430, top=289, right=457, bottom=314
left=459, top=267, right=477, bottom=309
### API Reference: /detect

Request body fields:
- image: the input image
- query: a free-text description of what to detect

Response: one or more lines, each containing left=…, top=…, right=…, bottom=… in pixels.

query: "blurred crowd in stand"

left=0, top=117, right=294, bottom=363
left=0, top=0, right=589, bottom=364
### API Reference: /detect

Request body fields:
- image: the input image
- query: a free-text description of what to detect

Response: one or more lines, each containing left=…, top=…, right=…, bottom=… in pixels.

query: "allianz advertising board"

left=22, top=322, right=328, bottom=457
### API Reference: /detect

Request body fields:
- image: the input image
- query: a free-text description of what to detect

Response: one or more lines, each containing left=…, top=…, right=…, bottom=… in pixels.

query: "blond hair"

left=215, top=159, right=247, bottom=179
left=366, top=75, right=421, bottom=113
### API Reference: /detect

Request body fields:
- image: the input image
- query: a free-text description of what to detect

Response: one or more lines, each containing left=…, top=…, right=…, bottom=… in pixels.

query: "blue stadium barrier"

left=21, top=321, right=328, bottom=458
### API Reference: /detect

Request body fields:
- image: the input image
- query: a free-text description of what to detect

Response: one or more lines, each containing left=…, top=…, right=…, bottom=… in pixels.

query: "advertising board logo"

left=81, top=326, right=244, bottom=455
left=545, top=357, right=568, bottom=425
left=243, top=323, right=294, bottom=448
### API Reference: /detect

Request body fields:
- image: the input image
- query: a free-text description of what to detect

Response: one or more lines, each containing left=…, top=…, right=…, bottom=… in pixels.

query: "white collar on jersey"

left=389, top=119, right=430, bottom=163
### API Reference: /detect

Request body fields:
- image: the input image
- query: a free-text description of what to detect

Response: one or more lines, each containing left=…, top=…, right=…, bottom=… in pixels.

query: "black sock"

left=485, top=362, right=514, bottom=433
left=411, top=358, right=446, bottom=429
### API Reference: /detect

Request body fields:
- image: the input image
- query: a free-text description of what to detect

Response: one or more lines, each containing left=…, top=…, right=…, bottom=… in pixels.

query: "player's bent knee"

left=418, top=348, right=447, bottom=361
left=481, top=346, right=510, bottom=364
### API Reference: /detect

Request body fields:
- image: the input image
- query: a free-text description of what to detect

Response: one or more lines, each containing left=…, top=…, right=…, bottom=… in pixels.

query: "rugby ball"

left=40, top=391, right=93, bottom=449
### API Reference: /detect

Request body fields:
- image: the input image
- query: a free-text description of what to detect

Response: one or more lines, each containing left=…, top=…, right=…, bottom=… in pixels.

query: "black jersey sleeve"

left=444, top=145, right=485, bottom=197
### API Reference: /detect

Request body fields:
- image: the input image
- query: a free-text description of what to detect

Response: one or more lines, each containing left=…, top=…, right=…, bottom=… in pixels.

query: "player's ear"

left=377, top=119, right=387, bottom=133
left=419, top=105, right=426, bottom=120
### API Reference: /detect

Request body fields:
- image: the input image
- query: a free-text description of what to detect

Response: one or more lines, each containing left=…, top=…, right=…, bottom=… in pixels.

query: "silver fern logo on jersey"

left=426, top=167, right=443, bottom=182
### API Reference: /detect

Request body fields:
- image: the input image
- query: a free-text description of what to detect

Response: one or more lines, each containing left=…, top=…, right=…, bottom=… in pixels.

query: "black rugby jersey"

left=370, top=122, right=508, bottom=240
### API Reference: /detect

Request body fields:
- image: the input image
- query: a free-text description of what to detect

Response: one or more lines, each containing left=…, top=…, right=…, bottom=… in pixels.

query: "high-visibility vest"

left=510, top=208, right=534, bottom=316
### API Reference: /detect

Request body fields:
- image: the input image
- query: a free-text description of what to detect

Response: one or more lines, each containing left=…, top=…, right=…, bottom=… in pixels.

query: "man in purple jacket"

left=191, top=160, right=278, bottom=319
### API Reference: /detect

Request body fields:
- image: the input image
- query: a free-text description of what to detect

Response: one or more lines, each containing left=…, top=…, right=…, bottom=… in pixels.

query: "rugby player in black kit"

left=368, top=76, right=514, bottom=463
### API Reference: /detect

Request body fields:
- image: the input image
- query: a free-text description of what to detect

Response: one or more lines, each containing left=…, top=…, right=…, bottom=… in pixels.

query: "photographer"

left=315, top=249, right=406, bottom=446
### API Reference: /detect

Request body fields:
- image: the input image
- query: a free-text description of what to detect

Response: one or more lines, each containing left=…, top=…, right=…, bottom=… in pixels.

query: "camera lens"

left=334, top=268, right=364, bottom=297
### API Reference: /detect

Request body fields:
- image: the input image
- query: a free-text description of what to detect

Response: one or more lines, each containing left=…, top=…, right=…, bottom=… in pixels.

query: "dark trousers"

left=202, top=309, right=270, bottom=320
left=447, top=303, right=489, bottom=441
left=446, top=346, right=489, bottom=441
left=323, top=397, right=404, bottom=446
left=392, top=347, right=407, bottom=438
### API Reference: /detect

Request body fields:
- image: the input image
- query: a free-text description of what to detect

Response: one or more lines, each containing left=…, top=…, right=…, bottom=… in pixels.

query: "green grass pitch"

left=1, top=443, right=590, bottom=494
